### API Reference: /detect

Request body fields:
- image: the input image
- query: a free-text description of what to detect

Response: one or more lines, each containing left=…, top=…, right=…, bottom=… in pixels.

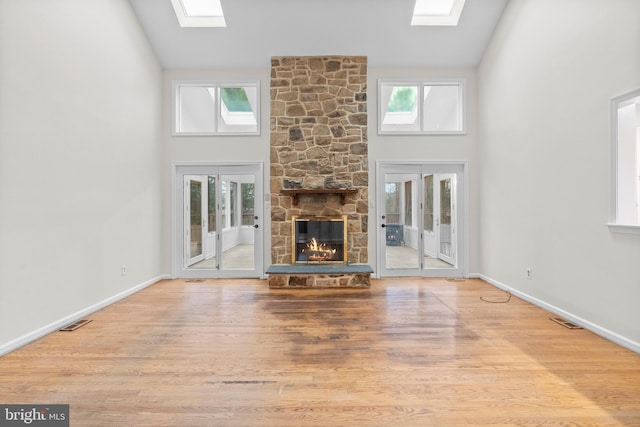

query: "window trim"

left=608, top=88, right=640, bottom=234
left=378, top=79, right=467, bottom=136
left=172, top=80, right=260, bottom=136
left=607, top=223, right=640, bottom=235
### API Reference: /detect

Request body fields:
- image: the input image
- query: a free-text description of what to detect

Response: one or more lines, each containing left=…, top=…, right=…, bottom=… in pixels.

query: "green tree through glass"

left=241, top=183, right=255, bottom=225
left=387, top=86, right=417, bottom=112
left=220, top=88, right=252, bottom=112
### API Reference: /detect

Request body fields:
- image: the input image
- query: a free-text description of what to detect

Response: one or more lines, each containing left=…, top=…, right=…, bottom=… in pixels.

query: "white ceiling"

left=128, top=0, right=508, bottom=69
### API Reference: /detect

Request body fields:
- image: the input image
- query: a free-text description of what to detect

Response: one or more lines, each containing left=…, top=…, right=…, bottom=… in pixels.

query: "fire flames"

left=303, top=237, right=336, bottom=261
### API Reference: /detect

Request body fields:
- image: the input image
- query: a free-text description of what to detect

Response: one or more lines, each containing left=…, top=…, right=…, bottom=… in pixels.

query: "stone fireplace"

left=267, top=56, right=372, bottom=288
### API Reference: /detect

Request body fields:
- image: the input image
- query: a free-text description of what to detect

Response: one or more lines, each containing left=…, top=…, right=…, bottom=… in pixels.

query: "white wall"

left=0, top=0, right=164, bottom=353
left=478, top=0, right=640, bottom=349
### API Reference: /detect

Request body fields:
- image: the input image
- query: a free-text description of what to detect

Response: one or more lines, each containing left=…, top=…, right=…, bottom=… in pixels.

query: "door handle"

left=381, top=224, right=386, bottom=228
left=254, top=224, right=259, bottom=228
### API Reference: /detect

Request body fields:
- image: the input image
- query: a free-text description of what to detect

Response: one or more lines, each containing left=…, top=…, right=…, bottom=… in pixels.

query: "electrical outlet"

left=526, top=267, right=532, bottom=279
left=121, top=265, right=127, bottom=276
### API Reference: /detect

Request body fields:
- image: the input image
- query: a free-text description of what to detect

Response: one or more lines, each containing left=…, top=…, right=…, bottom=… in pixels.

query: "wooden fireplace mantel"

left=280, top=189, right=359, bottom=205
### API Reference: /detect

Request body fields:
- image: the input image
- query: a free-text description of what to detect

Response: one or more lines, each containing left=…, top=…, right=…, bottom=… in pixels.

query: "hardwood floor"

left=1, top=278, right=639, bottom=426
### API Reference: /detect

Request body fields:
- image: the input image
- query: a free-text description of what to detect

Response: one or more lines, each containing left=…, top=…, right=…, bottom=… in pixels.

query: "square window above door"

left=173, top=81, right=260, bottom=136
left=378, top=80, right=466, bottom=135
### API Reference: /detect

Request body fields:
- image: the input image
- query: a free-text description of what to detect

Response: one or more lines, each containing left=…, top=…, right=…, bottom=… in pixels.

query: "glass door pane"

left=185, top=175, right=217, bottom=270
left=185, top=176, right=205, bottom=267
left=220, top=173, right=256, bottom=271
left=206, top=175, right=217, bottom=269
left=423, top=174, right=437, bottom=267
left=382, top=170, right=421, bottom=273
left=437, top=175, right=456, bottom=266
left=422, top=174, right=456, bottom=270
left=190, top=180, right=203, bottom=258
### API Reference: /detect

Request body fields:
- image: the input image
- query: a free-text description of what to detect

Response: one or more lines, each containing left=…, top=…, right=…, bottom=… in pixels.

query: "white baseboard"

left=0, top=274, right=171, bottom=357
left=476, top=273, right=640, bottom=355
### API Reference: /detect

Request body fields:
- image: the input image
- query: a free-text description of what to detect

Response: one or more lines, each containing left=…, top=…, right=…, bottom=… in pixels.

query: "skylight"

left=170, top=0, right=226, bottom=28
left=411, top=0, right=466, bottom=26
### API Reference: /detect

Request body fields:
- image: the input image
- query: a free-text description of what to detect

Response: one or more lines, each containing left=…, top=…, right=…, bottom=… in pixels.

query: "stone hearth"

left=265, top=264, right=373, bottom=288
left=269, top=56, right=370, bottom=288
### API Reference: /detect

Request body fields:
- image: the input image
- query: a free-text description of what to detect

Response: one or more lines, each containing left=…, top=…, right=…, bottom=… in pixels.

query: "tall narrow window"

left=404, top=180, right=413, bottom=226
left=610, top=88, right=640, bottom=233
left=230, top=182, right=237, bottom=227
left=385, top=183, right=401, bottom=224
left=221, top=180, right=227, bottom=228
left=241, top=183, right=255, bottom=226
left=207, top=176, right=216, bottom=233
left=379, top=80, right=466, bottom=135
left=174, top=81, right=260, bottom=135
left=424, top=175, right=434, bottom=232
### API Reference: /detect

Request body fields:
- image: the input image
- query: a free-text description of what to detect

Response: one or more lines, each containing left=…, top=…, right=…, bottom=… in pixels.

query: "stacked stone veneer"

left=269, top=56, right=369, bottom=287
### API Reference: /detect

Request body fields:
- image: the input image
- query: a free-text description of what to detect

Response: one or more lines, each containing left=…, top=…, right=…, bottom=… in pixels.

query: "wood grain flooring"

left=1, top=278, right=639, bottom=426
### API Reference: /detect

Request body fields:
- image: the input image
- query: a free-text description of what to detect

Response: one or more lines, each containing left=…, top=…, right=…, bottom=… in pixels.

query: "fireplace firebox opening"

left=292, top=215, right=347, bottom=264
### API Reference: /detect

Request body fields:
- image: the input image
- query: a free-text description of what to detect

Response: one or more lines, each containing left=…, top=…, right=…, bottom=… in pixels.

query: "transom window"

left=378, top=80, right=466, bottom=135
left=610, top=88, right=640, bottom=233
left=173, top=81, right=260, bottom=135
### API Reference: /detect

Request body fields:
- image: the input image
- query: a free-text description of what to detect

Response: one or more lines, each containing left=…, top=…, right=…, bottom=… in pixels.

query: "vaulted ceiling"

left=128, top=0, right=508, bottom=69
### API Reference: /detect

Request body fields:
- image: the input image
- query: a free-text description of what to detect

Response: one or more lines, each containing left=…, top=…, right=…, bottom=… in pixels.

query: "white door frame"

left=173, top=162, right=264, bottom=279
left=376, top=161, right=468, bottom=278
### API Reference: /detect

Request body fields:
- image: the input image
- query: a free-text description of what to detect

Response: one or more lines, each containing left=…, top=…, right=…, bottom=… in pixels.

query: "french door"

left=175, top=163, right=263, bottom=279
left=377, top=162, right=467, bottom=278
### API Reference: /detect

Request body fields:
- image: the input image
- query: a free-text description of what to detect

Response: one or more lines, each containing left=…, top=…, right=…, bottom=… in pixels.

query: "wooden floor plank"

left=1, top=278, right=639, bottom=426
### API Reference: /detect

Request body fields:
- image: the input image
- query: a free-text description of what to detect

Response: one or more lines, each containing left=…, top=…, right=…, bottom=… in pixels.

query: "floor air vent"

left=186, top=279, right=205, bottom=283
left=60, top=319, right=92, bottom=331
left=550, top=317, right=582, bottom=329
